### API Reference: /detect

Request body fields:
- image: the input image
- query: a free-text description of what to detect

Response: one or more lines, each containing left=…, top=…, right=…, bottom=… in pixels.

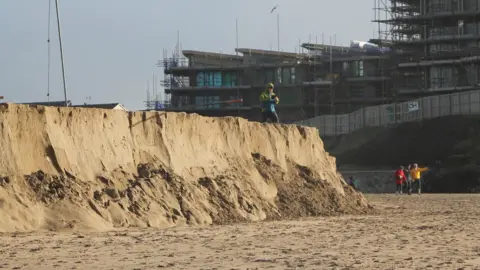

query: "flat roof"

left=182, top=50, right=242, bottom=60
left=20, top=100, right=72, bottom=106
left=235, top=48, right=304, bottom=58
left=72, top=103, right=125, bottom=110
left=302, top=43, right=353, bottom=52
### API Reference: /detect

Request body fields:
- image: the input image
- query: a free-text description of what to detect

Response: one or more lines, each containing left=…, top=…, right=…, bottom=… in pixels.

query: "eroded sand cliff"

left=0, top=104, right=369, bottom=232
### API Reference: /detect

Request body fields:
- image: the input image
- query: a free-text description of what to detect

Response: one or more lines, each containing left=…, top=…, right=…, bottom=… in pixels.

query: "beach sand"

left=2, top=194, right=479, bottom=269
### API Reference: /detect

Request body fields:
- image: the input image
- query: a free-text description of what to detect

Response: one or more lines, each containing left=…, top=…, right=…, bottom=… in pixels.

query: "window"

left=276, top=68, right=282, bottom=84
left=430, top=66, right=454, bottom=89
left=352, top=61, right=364, bottom=77
left=263, top=68, right=295, bottom=84
left=282, top=68, right=291, bottom=84
left=196, top=72, right=205, bottom=86
left=291, top=67, right=296, bottom=83
left=222, top=72, right=238, bottom=86
left=265, top=69, right=274, bottom=84
left=196, top=72, right=222, bottom=87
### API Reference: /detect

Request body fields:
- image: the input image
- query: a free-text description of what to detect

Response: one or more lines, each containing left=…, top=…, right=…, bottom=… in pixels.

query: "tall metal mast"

left=54, top=0, right=68, bottom=106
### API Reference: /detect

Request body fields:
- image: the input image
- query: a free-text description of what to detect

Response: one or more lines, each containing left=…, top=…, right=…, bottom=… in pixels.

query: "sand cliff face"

left=0, top=104, right=369, bottom=232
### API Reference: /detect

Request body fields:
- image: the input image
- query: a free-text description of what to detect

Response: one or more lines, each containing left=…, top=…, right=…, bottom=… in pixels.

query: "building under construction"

left=151, top=42, right=398, bottom=123
left=373, top=0, right=480, bottom=98
left=148, top=0, right=480, bottom=122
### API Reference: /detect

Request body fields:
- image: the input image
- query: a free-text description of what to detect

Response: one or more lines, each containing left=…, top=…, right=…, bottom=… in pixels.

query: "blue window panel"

left=213, top=72, right=222, bottom=87
left=196, top=72, right=205, bottom=87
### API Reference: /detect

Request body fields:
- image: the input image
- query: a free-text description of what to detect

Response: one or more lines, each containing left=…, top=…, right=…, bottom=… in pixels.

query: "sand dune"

left=0, top=104, right=368, bottom=232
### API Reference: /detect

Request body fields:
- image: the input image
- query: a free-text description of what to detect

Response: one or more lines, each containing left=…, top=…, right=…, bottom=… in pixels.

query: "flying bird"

left=270, top=5, right=279, bottom=13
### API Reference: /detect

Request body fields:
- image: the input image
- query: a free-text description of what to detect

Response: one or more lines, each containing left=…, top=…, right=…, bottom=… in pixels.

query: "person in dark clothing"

left=260, top=83, right=280, bottom=123
left=347, top=176, right=358, bottom=190
left=404, top=164, right=412, bottom=194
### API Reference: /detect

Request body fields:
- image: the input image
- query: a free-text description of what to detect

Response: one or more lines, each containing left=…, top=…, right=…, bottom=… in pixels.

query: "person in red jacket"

left=395, top=166, right=406, bottom=195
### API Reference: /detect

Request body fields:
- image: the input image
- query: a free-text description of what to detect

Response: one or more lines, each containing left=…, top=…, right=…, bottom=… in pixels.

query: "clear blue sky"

left=1, top=0, right=377, bottom=110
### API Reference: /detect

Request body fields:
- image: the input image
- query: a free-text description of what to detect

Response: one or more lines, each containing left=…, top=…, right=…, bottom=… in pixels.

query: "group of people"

left=394, top=164, right=429, bottom=195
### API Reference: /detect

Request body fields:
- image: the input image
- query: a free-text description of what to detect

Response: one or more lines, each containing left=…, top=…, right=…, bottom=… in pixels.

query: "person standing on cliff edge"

left=260, top=83, right=280, bottom=123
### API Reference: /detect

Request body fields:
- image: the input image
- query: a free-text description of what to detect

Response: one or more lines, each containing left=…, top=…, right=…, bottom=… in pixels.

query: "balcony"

left=387, top=9, right=480, bottom=25
left=165, top=85, right=252, bottom=94
left=160, top=57, right=244, bottom=75
left=160, top=56, right=307, bottom=76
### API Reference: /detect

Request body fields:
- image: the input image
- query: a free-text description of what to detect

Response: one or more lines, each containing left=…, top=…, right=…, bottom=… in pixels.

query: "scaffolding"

left=149, top=39, right=397, bottom=122
left=301, top=43, right=336, bottom=116
left=373, top=0, right=480, bottom=98
left=148, top=45, right=326, bottom=121
left=150, top=47, right=246, bottom=114
left=302, top=41, right=395, bottom=114
left=144, top=47, right=188, bottom=110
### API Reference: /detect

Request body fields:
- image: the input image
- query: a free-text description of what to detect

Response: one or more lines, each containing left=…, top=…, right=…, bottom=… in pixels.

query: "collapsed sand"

left=0, top=104, right=370, bottom=232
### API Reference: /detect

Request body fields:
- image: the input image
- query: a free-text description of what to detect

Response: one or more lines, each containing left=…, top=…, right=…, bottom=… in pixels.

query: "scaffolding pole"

left=329, top=36, right=334, bottom=115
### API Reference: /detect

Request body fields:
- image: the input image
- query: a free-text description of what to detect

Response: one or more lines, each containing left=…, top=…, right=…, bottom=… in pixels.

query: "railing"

left=161, top=77, right=190, bottom=88
left=161, top=57, right=189, bottom=70
left=295, top=89, right=480, bottom=137
left=343, top=68, right=391, bottom=78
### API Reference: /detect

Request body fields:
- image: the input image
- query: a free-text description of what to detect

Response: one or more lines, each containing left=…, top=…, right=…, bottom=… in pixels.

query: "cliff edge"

left=0, top=104, right=369, bottom=232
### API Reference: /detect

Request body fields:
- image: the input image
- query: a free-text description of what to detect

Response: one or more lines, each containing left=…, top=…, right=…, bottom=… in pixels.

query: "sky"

left=1, top=0, right=379, bottom=111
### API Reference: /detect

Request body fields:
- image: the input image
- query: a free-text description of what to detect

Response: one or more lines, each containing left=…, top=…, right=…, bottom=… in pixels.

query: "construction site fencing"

left=295, top=89, right=480, bottom=137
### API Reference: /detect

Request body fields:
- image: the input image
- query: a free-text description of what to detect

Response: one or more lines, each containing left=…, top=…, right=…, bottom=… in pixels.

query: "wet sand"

left=1, top=194, right=480, bottom=269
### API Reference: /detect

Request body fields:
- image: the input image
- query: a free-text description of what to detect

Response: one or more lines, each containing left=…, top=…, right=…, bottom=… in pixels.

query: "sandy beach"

left=1, top=194, right=479, bottom=269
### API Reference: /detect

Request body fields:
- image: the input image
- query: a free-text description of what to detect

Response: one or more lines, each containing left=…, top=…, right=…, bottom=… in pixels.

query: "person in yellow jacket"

left=259, top=83, right=280, bottom=123
left=409, top=163, right=428, bottom=195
